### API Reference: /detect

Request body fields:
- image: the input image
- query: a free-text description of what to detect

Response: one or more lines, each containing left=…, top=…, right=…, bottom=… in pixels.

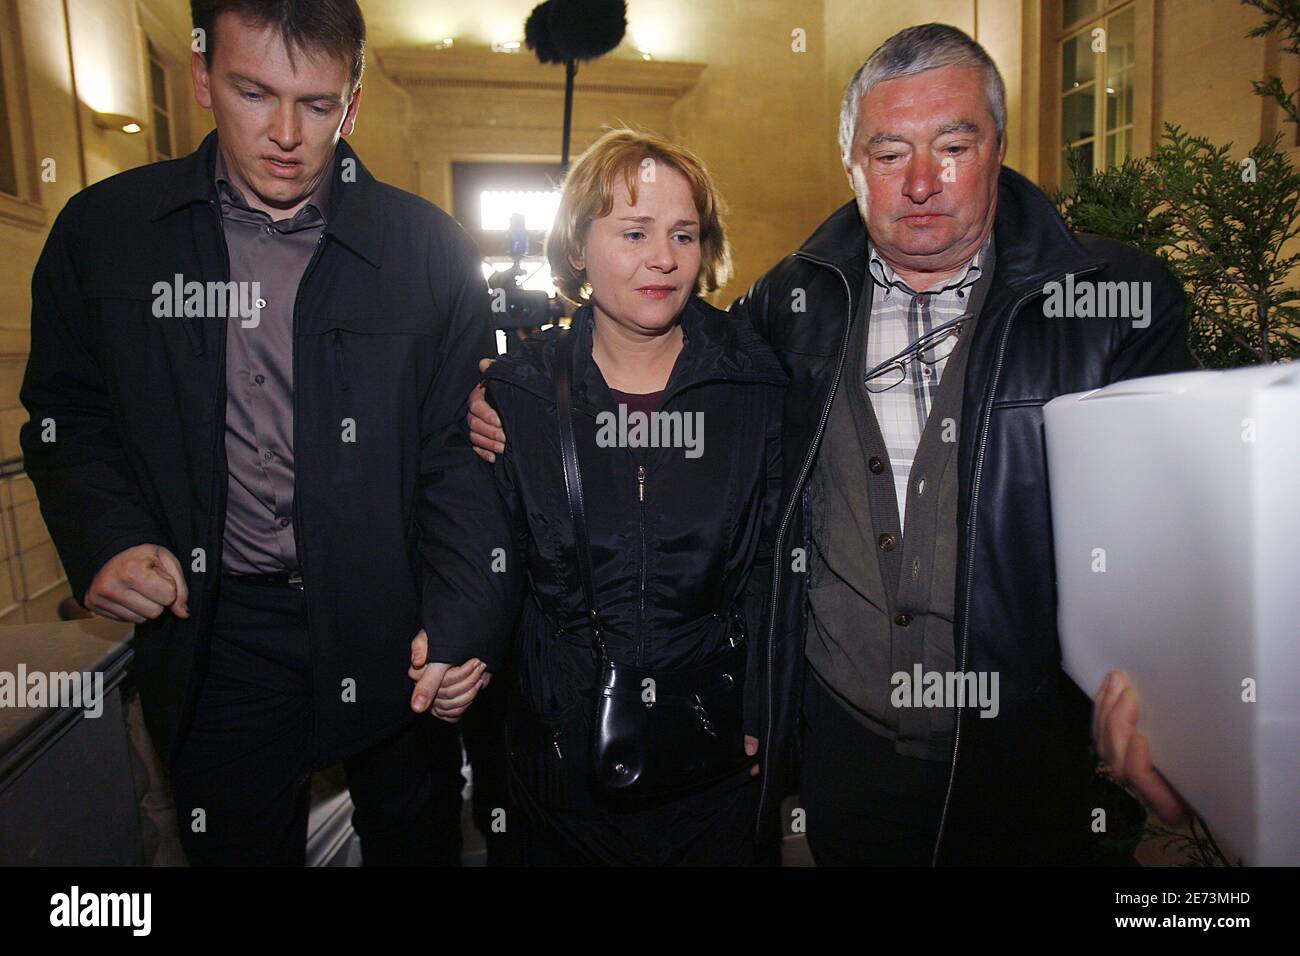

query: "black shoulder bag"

left=554, top=327, right=751, bottom=799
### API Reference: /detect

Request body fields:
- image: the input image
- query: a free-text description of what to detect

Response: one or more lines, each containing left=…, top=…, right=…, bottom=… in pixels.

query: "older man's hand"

left=468, top=358, right=505, bottom=463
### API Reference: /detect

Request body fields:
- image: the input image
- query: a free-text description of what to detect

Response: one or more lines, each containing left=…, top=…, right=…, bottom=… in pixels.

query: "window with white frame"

left=1059, top=0, right=1137, bottom=189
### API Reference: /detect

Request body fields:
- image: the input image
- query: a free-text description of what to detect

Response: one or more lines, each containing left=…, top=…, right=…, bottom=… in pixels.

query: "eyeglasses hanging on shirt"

left=863, top=314, right=968, bottom=393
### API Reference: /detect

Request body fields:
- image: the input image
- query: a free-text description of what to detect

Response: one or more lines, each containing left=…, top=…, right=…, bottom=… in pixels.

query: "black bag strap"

left=555, top=327, right=606, bottom=656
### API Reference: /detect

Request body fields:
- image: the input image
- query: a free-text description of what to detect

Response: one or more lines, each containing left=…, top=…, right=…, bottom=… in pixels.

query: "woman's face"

left=576, top=163, right=702, bottom=336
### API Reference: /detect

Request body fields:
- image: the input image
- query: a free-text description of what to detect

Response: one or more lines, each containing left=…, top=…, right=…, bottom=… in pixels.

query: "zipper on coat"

left=755, top=254, right=856, bottom=836
left=636, top=462, right=646, bottom=668
left=929, top=263, right=1104, bottom=865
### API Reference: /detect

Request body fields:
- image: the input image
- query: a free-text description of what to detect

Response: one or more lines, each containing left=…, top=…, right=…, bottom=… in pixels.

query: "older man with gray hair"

left=738, top=21, right=1191, bottom=865
left=470, top=22, right=1190, bottom=864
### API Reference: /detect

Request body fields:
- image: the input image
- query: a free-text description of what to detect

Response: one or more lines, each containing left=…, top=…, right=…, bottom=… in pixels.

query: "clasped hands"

left=408, top=630, right=491, bottom=723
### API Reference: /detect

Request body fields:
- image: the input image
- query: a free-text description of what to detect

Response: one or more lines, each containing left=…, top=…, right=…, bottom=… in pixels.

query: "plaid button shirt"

left=865, top=238, right=989, bottom=530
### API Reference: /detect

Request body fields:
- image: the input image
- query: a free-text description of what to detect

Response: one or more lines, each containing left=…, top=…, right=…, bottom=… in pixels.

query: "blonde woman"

left=475, top=129, right=786, bottom=864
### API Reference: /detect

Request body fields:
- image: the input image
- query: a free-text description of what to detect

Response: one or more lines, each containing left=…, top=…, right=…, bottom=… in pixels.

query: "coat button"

left=894, top=612, right=912, bottom=627
left=868, top=456, right=884, bottom=474
left=878, top=533, right=897, bottom=552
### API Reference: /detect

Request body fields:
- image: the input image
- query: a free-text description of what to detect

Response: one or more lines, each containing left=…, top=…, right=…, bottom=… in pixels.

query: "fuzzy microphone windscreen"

left=526, top=0, right=628, bottom=64
left=524, top=2, right=564, bottom=63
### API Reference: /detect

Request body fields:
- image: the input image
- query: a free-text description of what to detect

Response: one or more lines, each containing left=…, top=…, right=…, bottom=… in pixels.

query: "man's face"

left=191, top=12, right=360, bottom=214
left=845, top=64, right=1005, bottom=279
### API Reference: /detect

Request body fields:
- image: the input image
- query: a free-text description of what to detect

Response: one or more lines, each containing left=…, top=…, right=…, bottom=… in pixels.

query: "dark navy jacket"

left=21, top=130, right=517, bottom=767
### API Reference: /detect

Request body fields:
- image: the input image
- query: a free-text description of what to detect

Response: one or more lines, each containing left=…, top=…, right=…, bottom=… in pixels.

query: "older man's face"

left=845, top=64, right=1005, bottom=283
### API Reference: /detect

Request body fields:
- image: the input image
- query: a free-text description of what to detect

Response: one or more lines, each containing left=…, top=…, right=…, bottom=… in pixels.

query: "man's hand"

left=745, top=734, right=760, bottom=778
left=409, top=630, right=490, bottom=724
left=1094, top=670, right=1188, bottom=825
left=84, top=544, right=189, bottom=624
left=468, top=357, right=505, bottom=463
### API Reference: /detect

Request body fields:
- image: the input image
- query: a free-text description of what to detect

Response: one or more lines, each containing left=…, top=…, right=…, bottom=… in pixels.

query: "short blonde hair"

left=546, top=128, right=732, bottom=306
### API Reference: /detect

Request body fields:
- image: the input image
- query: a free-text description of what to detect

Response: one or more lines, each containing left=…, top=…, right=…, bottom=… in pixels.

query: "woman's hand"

left=1093, top=670, right=1188, bottom=824
left=433, top=660, right=490, bottom=722
left=409, top=630, right=490, bottom=724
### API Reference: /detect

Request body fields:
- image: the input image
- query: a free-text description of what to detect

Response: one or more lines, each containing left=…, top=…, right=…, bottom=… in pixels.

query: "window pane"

left=1064, top=0, right=1099, bottom=27
left=1062, top=31, right=1097, bottom=91
left=1106, top=67, right=1133, bottom=131
left=149, top=58, right=167, bottom=112
left=1106, top=128, right=1132, bottom=168
left=1107, top=6, right=1136, bottom=73
left=153, top=108, right=171, bottom=158
left=1062, top=89, right=1096, bottom=145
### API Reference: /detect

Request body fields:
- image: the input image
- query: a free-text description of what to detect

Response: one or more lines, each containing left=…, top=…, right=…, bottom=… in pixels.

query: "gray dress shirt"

left=215, top=148, right=334, bottom=574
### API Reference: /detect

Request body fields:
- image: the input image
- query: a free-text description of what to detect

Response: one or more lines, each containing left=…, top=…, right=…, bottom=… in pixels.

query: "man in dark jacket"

left=471, top=23, right=1190, bottom=864
left=20, top=0, right=514, bottom=865
left=727, top=24, right=1190, bottom=864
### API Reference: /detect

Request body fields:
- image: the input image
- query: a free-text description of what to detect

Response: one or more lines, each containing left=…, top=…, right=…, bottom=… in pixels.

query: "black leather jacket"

left=730, top=166, right=1192, bottom=862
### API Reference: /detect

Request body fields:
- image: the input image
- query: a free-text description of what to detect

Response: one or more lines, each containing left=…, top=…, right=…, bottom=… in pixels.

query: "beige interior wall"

left=1157, top=0, right=1278, bottom=150
left=665, top=0, right=831, bottom=301
left=346, top=47, right=417, bottom=193
left=387, top=0, right=832, bottom=306
left=405, top=81, right=678, bottom=211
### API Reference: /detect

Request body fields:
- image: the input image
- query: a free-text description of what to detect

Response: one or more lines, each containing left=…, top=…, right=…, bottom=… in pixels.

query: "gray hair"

left=838, top=23, right=1007, bottom=167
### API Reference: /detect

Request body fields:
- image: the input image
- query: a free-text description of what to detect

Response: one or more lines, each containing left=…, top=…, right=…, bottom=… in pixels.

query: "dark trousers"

left=799, top=670, right=949, bottom=866
left=460, top=681, right=521, bottom=865
left=506, top=759, right=761, bottom=866
left=168, top=576, right=465, bottom=866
